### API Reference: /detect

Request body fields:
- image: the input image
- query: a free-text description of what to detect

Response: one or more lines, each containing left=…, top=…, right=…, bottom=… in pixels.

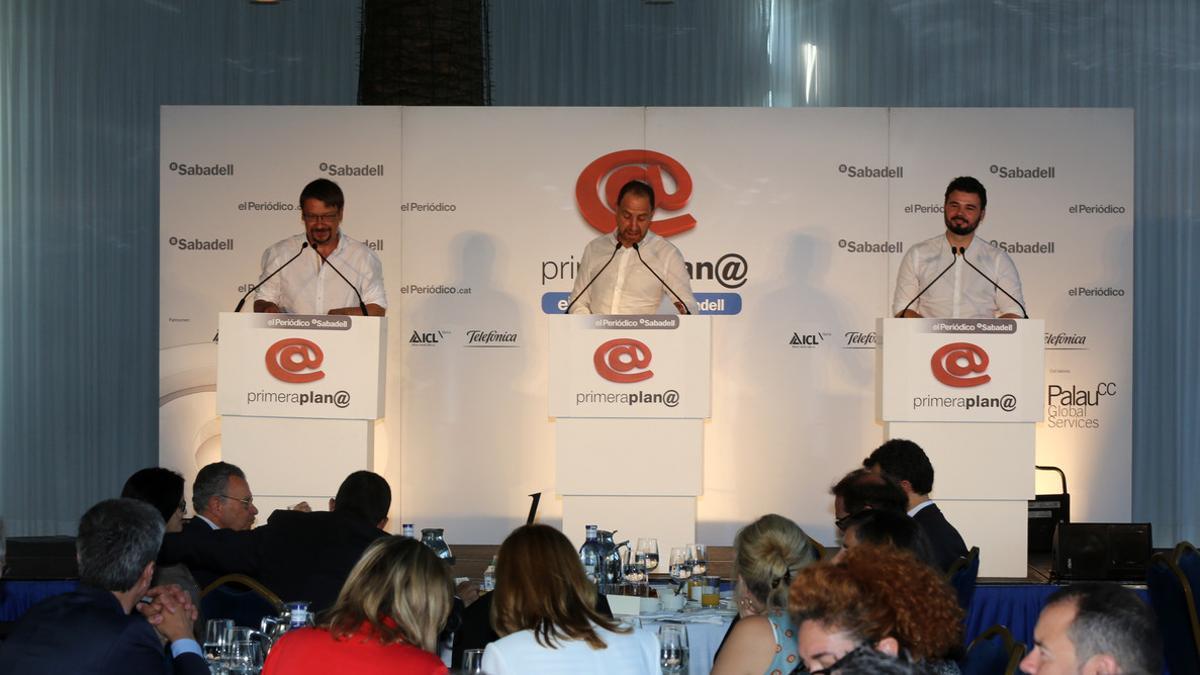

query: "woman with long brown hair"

left=482, top=524, right=658, bottom=674
left=262, top=536, right=453, bottom=675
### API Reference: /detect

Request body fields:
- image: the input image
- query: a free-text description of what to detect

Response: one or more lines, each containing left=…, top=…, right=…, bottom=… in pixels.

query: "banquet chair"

left=947, top=546, right=981, bottom=613
left=1146, top=541, right=1200, bottom=675
left=200, top=573, right=284, bottom=629
left=962, top=624, right=1025, bottom=675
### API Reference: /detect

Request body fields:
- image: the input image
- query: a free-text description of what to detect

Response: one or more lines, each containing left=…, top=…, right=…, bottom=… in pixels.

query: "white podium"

left=878, top=317, right=1044, bottom=577
left=217, top=313, right=386, bottom=516
left=548, top=315, right=711, bottom=554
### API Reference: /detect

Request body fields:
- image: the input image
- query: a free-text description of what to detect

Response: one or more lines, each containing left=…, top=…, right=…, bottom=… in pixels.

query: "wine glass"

left=690, top=544, right=708, bottom=576
left=203, top=618, right=234, bottom=664
left=227, top=639, right=263, bottom=675
left=658, top=622, right=689, bottom=674
left=669, top=547, right=692, bottom=586
left=637, top=537, right=659, bottom=573
left=623, top=547, right=648, bottom=586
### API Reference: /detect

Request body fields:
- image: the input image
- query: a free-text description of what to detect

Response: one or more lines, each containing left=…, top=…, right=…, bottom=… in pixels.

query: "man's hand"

left=456, top=580, right=481, bottom=607
left=139, top=584, right=197, bottom=643
left=253, top=300, right=282, bottom=313
left=290, top=501, right=312, bottom=512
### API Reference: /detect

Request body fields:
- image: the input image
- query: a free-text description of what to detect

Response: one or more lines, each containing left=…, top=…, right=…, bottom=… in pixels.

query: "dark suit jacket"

left=160, top=509, right=388, bottom=614
left=913, top=502, right=969, bottom=572
left=0, top=584, right=207, bottom=675
left=177, top=517, right=223, bottom=590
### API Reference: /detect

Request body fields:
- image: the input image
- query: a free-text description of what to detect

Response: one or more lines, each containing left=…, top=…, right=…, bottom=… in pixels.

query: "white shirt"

left=255, top=232, right=387, bottom=315
left=907, top=500, right=935, bottom=518
left=567, top=231, right=698, bottom=315
left=481, top=625, right=660, bottom=675
left=892, top=234, right=1024, bottom=319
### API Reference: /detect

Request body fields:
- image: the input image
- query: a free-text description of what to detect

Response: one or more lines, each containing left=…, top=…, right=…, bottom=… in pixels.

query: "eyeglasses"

left=834, top=509, right=866, bottom=532
left=220, top=494, right=254, bottom=507
left=177, top=499, right=187, bottom=513
left=302, top=212, right=340, bottom=224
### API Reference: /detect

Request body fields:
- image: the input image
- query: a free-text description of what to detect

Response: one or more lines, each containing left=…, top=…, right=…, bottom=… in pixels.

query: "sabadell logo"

left=575, top=150, right=696, bottom=238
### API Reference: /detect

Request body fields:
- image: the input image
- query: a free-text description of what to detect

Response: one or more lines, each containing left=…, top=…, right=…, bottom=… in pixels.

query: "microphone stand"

left=563, top=241, right=622, bottom=314
left=633, top=243, right=692, bottom=315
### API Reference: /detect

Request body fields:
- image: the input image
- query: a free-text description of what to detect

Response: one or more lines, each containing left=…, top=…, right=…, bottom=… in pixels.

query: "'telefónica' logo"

left=575, top=150, right=695, bottom=238
left=930, top=342, right=991, bottom=387
left=594, top=338, right=654, bottom=383
left=265, top=338, right=325, bottom=383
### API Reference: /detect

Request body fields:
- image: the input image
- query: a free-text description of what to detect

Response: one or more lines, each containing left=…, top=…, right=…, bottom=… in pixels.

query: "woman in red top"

left=262, top=536, right=454, bottom=675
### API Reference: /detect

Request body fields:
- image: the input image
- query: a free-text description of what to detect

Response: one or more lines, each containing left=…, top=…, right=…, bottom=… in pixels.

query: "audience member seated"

left=712, top=514, right=818, bottom=675
left=1019, top=582, right=1162, bottom=675
left=825, top=646, right=939, bottom=675
left=833, top=509, right=938, bottom=569
left=831, top=468, right=908, bottom=534
left=183, top=461, right=260, bottom=587
left=122, top=466, right=203, bottom=629
left=481, top=524, right=659, bottom=674
left=0, top=499, right=206, bottom=675
left=261, top=536, right=452, bottom=675
left=865, top=439, right=968, bottom=572
left=159, top=470, right=391, bottom=612
left=790, top=544, right=964, bottom=675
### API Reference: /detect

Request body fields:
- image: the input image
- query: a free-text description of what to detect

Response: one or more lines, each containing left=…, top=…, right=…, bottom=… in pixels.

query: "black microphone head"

left=632, top=242, right=640, bottom=251
left=301, top=241, right=309, bottom=249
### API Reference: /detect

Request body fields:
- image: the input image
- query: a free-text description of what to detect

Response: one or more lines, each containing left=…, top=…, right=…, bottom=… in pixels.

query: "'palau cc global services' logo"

left=266, top=338, right=326, bottom=383
left=594, top=338, right=654, bottom=383
left=930, top=342, right=990, bottom=388
left=576, top=150, right=696, bottom=237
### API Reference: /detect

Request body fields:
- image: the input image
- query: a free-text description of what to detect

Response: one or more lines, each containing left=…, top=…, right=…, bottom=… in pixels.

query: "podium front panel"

left=880, top=318, right=1044, bottom=422
left=548, top=315, right=711, bottom=419
left=217, top=313, right=386, bottom=420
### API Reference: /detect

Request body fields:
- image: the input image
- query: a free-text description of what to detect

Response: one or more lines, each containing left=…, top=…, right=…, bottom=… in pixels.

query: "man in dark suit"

left=864, top=438, right=969, bottom=572
left=159, top=470, right=391, bottom=613
left=0, top=499, right=206, bottom=675
left=181, top=461, right=259, bottom=589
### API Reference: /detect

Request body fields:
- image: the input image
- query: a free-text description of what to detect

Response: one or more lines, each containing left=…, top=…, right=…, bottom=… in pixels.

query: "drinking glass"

left=637, top=538, right=660, bottom=573
left=227, top=639, right=263, bottom=674
left=658, top=622, right=689, bottom=674
left=690, top=544, right=708, bottom=576
left=668, top=547, right=691, bottom=583
left=203, top=619, right=234, bottom=664
left=623, top=548, right=648, bottom=586
left=461, top=648, right=485, bottom=674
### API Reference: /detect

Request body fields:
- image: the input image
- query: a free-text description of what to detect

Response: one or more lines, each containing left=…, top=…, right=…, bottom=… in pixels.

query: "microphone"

left=213, top=241, right=308, bottom=342
left=960, top=248, right=1028, bottom=318
left=633, top=243, right=692, bottom=315
left=897, top=246, right=959, bottom=318
left=563, top=241, right=621, bottom=314
left=313, top=245, right=370, bottom=316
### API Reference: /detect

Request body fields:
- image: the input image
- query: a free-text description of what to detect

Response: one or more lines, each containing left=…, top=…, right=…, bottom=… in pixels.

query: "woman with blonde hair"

left=262, top=536, right=453, bottom=675
left=789, top=544, right=963, bottom=674
left=482, top=524, right=658, bottom=674
left=712, top=514, right=818, bottom=675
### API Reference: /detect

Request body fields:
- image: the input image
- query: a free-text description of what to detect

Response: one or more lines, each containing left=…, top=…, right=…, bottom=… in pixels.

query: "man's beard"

left=945, top=216, right=978, bottom=237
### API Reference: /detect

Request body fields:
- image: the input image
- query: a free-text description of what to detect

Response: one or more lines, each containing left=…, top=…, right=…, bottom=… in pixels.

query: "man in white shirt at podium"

left=254, top=178, right=387, bottom=316
left=566, top=180, right=698, bottom=315
left=892, top=176, right=1025, bottom=319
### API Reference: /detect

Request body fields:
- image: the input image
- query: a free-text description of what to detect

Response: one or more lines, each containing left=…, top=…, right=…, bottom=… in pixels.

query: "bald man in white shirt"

left=566, top=180, right=698, bottom=315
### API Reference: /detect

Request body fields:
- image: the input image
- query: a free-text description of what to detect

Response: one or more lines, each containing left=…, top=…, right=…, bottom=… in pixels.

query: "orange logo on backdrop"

left=930, top=342, right=991, bottom=388
left=575, top=150, right=696, bottom=237
left=594, top=338, right=654, bottom=383
left=266, top=338, right=326, bottom=383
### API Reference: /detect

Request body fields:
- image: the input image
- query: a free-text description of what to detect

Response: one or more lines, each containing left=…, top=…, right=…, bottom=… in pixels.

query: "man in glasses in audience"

left=182, top=461, right=258, bottom=587
left=254, top=178, right=387, bottom=316
left=830, top=468, right=908, bottom=537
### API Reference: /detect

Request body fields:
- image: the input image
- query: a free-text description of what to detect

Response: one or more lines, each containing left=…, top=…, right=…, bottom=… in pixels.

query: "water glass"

left=203, top=619, right=234, bottom=663
left=690, top=544, right=708, bottom=576
left=668, top=547, right=691, bottom=583
left=227, top=639, right=263, bottom=674
left=658, top=622, right=689, bottom=674
left=461, top=648, right=485, bottom=674
left=637, top=537, right=660, bottom=573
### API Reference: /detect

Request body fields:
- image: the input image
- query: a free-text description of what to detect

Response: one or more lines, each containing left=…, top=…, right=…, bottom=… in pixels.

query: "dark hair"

left=192, top=462, right=246, bottom=517
left=831, top=469, right=907, bottom=520
left=944, top=176, right=987, bottom=210
left=840, top=510, right=939, bottom=569
left=121, top=467, right=184, bottom=524
left=616, top=180, right=655, bottom=211
left=300, top=178, right=345, bottom=210
left=1045, top=583, right=1163, bottom=674
left=864, top=439, right=934, bottom=495
left=333, top=471, right=392, bottom=525
left=833, top=647, right=937, bottom=675
left=77, top=499, right=164, bottom=591
left=491, top=524, right=625, bottom=649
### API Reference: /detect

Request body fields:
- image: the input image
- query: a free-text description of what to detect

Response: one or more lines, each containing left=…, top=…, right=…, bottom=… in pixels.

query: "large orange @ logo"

left=266, top=338, right=326, bottom=383
left=594, top=338, right=654, bottom=383
left=930, top=342, right=991, bottom=387
left=576, top=149, right=696, bottom=237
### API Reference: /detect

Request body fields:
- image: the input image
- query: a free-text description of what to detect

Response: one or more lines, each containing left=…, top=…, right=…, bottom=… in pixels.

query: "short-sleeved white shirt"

left=892, top=234, right=1024, bottom=319
left=254, top=232, right=386, bottom=315
left=567, top=231, right=698, bottom=315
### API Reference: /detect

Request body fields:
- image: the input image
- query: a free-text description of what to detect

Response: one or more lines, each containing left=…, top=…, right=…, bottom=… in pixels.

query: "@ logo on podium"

left=930, top=342, right=990, bottom=387
left=594, top=338, right=654, bottom=383
left=266, top=337, right=326, bottom=384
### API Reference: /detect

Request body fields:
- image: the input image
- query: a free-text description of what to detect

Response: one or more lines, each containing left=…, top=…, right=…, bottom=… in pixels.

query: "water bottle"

left=580, top=524, right=602, bottom=589
left=482, top=556, right=497, bottom=592
left=401, top=523, right=415, bottom=538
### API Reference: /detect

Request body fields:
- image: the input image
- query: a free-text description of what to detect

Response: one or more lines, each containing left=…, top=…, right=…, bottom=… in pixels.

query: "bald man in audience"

left=1020, top=583, right=1161, bottom=675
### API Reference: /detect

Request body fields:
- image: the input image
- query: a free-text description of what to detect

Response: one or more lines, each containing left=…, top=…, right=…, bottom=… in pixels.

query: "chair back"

left=807, top=535, right=827, bottom=561
left=963, top=624, right=1025, bottom=675
left=947, top=546, right=981, bottom=613
left=1147, top=541, right=1200, bottom=675
left=200, top=573, right=285, bottom=629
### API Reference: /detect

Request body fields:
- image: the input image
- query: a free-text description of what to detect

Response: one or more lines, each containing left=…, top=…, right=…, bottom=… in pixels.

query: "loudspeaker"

left=4, top=536, right=79, bottom=579
left=1052, top=523, right=1152, bottom=581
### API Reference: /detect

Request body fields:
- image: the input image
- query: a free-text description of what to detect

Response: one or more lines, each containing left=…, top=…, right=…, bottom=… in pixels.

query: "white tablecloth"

left=626, top=608, right=736, bottom=675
